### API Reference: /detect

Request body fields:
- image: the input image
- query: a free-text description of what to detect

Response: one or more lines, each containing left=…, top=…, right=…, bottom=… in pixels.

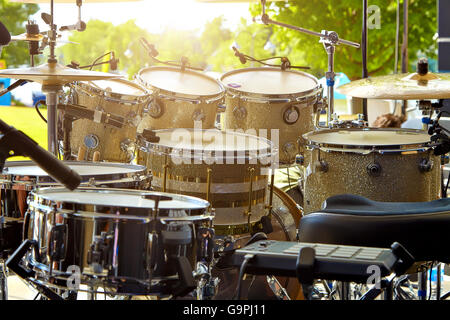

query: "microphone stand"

left=260, top=0, right=360, bottom=127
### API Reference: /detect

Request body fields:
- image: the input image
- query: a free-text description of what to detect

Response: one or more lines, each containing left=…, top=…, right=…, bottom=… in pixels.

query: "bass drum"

left=212, top=186, right=303, bottom=300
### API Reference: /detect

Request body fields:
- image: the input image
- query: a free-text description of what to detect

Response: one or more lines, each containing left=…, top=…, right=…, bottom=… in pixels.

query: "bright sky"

left=32, top=0, right=254, bottom=34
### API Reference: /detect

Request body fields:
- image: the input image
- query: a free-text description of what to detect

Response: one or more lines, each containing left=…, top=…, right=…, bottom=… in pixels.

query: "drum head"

left=2, top=161, right=146, bottom=185
left=142, top=129, right=274, bottom=160
left=304, top=128, right=431, bottom=147
left=220, top=67, right=319, bottom=96
left=33, top=187, right=210, bottom=211
left=137, top=66, right=224, bottom=97
left=83, top=79, right=148, bottom=97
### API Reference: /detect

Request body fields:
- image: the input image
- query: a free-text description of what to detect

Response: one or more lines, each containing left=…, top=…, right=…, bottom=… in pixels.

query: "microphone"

left=110, top=52, right=119, bottom=71
left=0, top=21, right=11, bottom=48
left=232, top=46, right=247, bottom=64
left=140, top=38, right=159, bottom=57
left=0, top=120, right=81, bottom=190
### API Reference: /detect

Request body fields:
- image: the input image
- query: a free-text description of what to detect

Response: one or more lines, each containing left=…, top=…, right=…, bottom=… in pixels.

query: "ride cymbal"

left=336, top=72, right=450, bottom=100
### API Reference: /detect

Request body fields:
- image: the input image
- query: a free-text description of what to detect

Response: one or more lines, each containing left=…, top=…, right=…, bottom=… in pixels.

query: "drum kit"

left=0, top=0, right=448, bottom=301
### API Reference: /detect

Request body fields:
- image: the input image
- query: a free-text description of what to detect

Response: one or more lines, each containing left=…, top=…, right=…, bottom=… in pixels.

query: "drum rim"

left=138, top=128, right=277, bottom=161
left=30, top=186, right=211, bottom=212
left=220, top=67, right=322, bottom=101
left=303, top=127, right=433, bottom=151
left=0, top=161, right=148, bottom=187
left=73, top=78, right=151, bottom=103
left=136, top=66, right=225, bottom=100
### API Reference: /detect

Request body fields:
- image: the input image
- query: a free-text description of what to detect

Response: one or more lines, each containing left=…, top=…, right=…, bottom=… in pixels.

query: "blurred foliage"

left=0, top=0, right=39, bottom=67
left=250, top=0, right=437, bottom=80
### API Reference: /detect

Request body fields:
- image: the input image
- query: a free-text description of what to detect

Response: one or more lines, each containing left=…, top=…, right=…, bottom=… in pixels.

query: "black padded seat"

left=298, top=194, right=450, bottom=263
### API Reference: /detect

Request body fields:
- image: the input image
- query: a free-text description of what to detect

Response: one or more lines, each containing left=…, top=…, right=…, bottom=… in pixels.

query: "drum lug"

left=46, top=223, right=68, bottom=262
left=283, top=142, right=298, bottom=161
left=148, top=99, right=164, bottom=118
left=314, top=160, right=329, bottom=173
left=87, top=231, right=113, bottom=274
left=232, top=105, right=247, bottom=120
left=192, top=109, right=206, bottom=122
left=88, top=177, right=96, bottom=187
left=283, top=106, right=300, bottom=124
left=295, top=154, right=305, bottom=166
left=366, top=162, right=382, bottom=177
left=419, top=158, right=434, bottom=172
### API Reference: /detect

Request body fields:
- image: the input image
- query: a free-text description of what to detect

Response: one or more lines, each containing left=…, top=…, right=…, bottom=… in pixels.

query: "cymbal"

left=11, top=33, right=44, bottom=42
left=0, top=62, right=121, bottom=86
left=11, top=33, right=77, bottom=44
left=336, top=72, right=450, bottom=100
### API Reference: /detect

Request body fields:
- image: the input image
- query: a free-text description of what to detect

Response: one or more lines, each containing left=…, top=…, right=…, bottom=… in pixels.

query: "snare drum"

left=220, top=67, right=322, bottom=165
left=136, top=66, right=224, bottom=131
left=137, top=128, right=276, bottom=235
left=302, top=128, right=441, bottom=213
left=25, top=187, right=212, bottom=296
left=69, top=78, right=150, bottom=162
left=0, top=161, right=150, bottom=218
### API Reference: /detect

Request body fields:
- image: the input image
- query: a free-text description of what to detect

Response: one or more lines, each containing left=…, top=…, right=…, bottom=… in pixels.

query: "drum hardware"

left=314, top=160, right=328, bottom=173
left=419, top=158, right=434, bottom=173
left=283, top=106, right=300, bottom=124
left=366, top=163, right=382, bottom=177
left=192, top=109, right=206, bottom=122
left=329, top=114, right=368, bottom=129
left=232, top=105, right=247, bottom=120
left=140, top=38, right=204, bottom=72
left=259, top=0, right=360, bottom=127
left=231, top=46, right=309, bottom=71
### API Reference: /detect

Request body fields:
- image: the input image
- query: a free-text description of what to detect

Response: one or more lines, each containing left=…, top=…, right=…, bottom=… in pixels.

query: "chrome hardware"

left=283, top=106, right=300, bottom=124
left=295, top=154, right=305, bottom=166
left=87, top=231, right=113, bottom=274
left=148, top=100, right=163, bottom=118
left=419, top=158, right=434, bottom=172
left=233, top=105, right=247, bottom=120
left=367, top=163, right=382, bottom=177
left=83, top=134, right=99, bottom=149
left=315, top=160, right=329, bottom=173
left=192, top=109, right=206, bottom=122
left=283, top=142, right=297, bottom=160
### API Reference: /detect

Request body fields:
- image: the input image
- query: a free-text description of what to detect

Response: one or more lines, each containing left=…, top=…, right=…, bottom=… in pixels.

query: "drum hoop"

left=31, top=186, right=211, bottom=210
left=220, top=67, right=322, bottom=102
left=138, top=129, right=276, bottom=161
left=136, top=66, right=225, bottom=103
left=72, top=79, right=151, bottom=105
left=0, top=161, right=148, bottom=187
left=303, top=128, right=432, bottom=152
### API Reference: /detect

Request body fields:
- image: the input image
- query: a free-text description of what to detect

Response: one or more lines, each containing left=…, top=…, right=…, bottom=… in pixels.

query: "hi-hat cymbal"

left=11, top=33, right=78, bottom=44
left=0, top=62, right=121, bottom=86
left=336, top=72, right=450, bottom=100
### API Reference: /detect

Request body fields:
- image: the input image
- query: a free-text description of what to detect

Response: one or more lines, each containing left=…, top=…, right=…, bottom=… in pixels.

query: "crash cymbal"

left=0, top=62, right=121, bottom=86
left=336, top=72, right=450, bottom=100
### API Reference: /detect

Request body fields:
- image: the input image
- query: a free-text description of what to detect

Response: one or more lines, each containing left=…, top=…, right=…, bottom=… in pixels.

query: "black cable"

left=34, top=99, right=47, bottom=123
left=233, top=254, right=254, bottom=300
left=232, top=47, right=309, bottom=70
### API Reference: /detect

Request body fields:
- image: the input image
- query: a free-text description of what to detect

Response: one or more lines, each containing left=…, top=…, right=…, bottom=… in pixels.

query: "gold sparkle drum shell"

left=136, top=66, right=225, bottom=131
left=220, top=67, right=322, bottom=165
left=137, top=128, right=276, bottom=235
left=302, top=128, right=441, bottom=213
left=69, top=78, right=151, bottom=162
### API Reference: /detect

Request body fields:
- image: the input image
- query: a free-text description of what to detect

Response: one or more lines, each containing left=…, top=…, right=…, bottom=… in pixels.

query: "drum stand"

left=259, top=0, right=360, bottom=127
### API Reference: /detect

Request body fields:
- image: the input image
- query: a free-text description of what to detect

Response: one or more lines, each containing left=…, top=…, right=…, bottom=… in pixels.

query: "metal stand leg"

left=42, top=85, right=62, bottom=156
left=0, top=261, right=8, bottom=300
left=418, top=271, right=428, bottom=300
left=436, top=264, right=442, bottom=300
left=337, top=281, right=350, bottom=300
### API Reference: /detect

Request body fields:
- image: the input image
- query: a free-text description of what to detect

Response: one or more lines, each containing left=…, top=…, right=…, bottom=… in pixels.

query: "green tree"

left=0, top=0, right=39, bottom=67
left=250, top=0, right=437, bottom=80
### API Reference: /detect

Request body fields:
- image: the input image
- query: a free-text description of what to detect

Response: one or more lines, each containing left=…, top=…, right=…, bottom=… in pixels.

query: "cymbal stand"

left=259, top=0, right=360, bottom=127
